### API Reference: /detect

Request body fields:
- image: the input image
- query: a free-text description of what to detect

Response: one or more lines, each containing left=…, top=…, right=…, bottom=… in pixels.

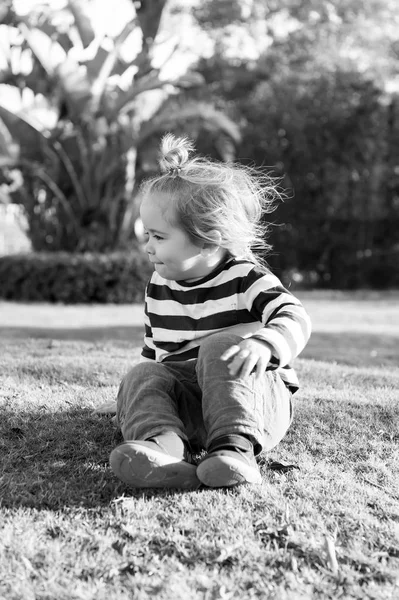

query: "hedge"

left=0, top=251, right=153, bottom=303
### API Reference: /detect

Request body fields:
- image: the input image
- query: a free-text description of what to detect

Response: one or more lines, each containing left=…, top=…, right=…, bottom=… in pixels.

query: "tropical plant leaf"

left=110, top=70, right=163, bottom=116
left=0, top=117, right=11, bottom=149
left=18, top=22, right=91, bottom=117
left=52, top=140, right=88, bottom=210
left=67, top=0, right=95, bottom=49
left=18, top=23, right=65, bottom=76
left=173, top=71, right=206, bottom=89
left=113, top=72, right=210, bottom=120
left=0, top=0, right=245, bottom=252
left=0, top=103, right=51, bottom=162
left=90, top=20, right=137, bottom=114
left=56, top=60, right=92, bottom=117
left=0, top=1, right=16, bottom=26
left=81, top=46, right=128, bottom=81
left=0, top=155, right=79, bottom=228
left=138, top=100, right=241, bottom=145
left=134, top=0, right=167, bottom=42
left=27, top=17, right=73, bottom=53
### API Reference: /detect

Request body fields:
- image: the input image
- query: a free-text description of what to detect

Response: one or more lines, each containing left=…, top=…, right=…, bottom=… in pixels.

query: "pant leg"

left=196, top=331, right=293, bottom=454
left=115, top=360, right=204, bottom=445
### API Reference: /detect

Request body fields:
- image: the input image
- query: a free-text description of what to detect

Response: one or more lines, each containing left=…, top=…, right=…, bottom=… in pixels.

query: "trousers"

left=115, top=332, right=293, bottom=455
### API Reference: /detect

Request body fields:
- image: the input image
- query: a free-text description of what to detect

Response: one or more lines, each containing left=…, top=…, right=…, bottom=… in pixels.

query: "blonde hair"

left=140, top=133, right=282, bottom=269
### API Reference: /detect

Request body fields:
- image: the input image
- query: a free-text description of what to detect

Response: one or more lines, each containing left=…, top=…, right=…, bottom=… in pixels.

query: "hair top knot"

left=169, top=166, right=182, bottom=178
left=159, top=133, right=194, bottom=176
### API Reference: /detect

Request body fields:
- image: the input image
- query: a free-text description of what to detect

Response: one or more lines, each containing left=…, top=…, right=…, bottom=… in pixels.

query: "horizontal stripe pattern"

left=141, top=258, right=311, bottom=392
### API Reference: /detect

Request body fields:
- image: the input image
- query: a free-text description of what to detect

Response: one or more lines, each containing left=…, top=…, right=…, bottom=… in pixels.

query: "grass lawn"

left=0, top=291, right=398, bottom=599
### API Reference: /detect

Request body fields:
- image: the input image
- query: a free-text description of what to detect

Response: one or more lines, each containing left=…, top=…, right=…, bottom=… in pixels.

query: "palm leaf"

left=0, top=118, right=13, bottom=157
left=0, top=103, right=88, bottom=210
left=18, top=23, right=92, bottom=116
left=52, top=140, right=88, bottom=210
left=138, top=101, right=241, bottom=146
left=56, top=60, right=92, bottom=117
left=134, top=0, right=167, bottom=42
left=112, top=71, right=207, bottom=119
left=173, top=72, right=206, bottom=89
left=0, top=3, right=17, bottom=27
left=110, top=70, right=163, bottom=117
left=0, top=156, right=79, bottom=229
left=0, top=103, right=51, bottom=162
left=90, top=20, right=137, bottom=114
left=25, top=17, right=72, bottom=53
left=18, top=23, right=63, bottom=77
left=82, top=45, right=128, bottom=81
left=67, top=0, right=95, bottom=49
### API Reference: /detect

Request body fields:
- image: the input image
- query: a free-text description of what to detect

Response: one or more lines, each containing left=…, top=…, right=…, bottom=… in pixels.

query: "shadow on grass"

left=0, top=406, right=148, bottom=510
left=2, top=394, right=399, bottom=511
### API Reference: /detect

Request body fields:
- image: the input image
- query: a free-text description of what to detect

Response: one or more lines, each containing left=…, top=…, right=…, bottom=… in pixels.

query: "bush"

left=0, top=251, right=153, bottom=303
left=199, top=55, right=399, bottom=288
left=267, top=216, right=399, bottom=289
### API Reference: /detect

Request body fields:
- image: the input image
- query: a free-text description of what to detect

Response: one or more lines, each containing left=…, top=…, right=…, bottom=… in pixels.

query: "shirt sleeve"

left=141, top=290, right=156, bottom=361
left=241, top=268, right=312, bottom=367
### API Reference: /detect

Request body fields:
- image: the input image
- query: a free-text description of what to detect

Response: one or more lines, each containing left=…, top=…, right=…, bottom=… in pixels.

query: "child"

left=109, top=134, right=311, bottom=490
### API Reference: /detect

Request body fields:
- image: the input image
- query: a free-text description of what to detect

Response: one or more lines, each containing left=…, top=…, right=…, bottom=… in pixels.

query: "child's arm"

left=221, top=270, right=311, bottom=379
left=142, top=298, right=156, bottom=361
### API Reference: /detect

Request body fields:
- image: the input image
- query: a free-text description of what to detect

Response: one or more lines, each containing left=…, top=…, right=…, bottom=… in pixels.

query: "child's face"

left=140, top=195, right=213, bottom=282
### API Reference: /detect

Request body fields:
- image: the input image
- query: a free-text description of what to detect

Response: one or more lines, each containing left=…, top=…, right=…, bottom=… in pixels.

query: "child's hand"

left=220, top=338, right=273, bottom=380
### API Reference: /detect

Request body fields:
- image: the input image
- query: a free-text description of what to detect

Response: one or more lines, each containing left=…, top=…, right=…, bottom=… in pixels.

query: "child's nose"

left=145, top=239, right=154, bottom=254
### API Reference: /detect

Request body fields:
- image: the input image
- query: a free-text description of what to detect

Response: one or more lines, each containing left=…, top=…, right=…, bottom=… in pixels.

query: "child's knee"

left=118, top=361, right=165, bottom=399
left=198, top=331, right=242, bottom=362
left=122, top=361, right=161, bottom=383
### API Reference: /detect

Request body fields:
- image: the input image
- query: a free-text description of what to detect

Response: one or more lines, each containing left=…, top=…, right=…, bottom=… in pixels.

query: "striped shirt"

left=141, top=257, right=311, bottom=393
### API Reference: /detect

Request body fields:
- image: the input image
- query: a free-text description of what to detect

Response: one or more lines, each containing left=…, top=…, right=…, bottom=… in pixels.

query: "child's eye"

left=143, top=231, right=163, bottom=241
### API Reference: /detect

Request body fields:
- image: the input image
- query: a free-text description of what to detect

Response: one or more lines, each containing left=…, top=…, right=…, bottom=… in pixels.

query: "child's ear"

left=200, top=230, right=222, bottom=257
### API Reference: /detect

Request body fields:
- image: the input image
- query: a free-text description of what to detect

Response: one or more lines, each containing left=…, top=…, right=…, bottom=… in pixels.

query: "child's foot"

left=196, top=434, right=262, bottom=487
left=110, top=432, right=200, bottom=490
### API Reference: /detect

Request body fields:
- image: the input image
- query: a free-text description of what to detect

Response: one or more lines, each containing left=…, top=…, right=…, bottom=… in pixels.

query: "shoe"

left=196, top=434, right=262, bottom=488
left=109, top=432, right=200, bottom=490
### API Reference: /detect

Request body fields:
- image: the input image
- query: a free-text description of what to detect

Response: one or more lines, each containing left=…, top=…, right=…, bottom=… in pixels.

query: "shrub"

left=0, top=251, right=153, bottom=303
left=267, top=216, right=399, bottom=289
left=199, top=54, right=399, bottom=288
left=239, top=71, right=399, bottom=289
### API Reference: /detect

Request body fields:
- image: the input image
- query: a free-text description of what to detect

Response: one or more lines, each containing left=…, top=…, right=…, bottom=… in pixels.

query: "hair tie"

left=168, top=166, right=181, bottom=178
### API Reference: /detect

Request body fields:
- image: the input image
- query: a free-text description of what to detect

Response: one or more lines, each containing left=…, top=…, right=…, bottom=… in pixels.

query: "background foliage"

left=1, top=0, right=399, bottom=297
left=0, top=0, right=239, bottom=254
left=0, top=251, right=151, bottom=303
left=194, top=0, right=399, bottom=288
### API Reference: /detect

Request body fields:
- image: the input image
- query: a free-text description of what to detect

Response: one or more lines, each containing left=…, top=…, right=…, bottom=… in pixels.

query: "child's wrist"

left=249, top=336, right=274, bottom=353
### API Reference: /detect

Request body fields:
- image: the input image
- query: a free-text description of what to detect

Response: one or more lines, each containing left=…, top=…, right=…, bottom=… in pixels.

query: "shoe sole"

left=110, top=442, right=200, bottom=490
left=196, top=455, right=262, bottom=488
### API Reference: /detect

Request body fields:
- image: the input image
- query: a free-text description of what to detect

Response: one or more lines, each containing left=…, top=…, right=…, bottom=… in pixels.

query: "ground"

left=0, top=291, right=398, bottom=600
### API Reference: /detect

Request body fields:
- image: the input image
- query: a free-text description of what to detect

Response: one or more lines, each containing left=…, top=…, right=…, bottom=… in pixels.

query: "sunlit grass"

left=0, top=293, right=398, bottom=599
